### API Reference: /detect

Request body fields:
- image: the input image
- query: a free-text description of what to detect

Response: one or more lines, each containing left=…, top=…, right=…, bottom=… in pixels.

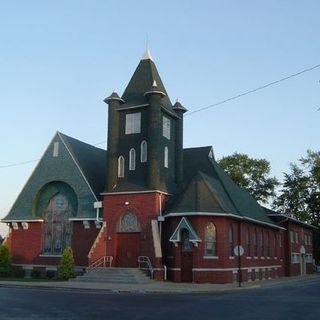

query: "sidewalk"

left=0, top=274, right=319, bottom=294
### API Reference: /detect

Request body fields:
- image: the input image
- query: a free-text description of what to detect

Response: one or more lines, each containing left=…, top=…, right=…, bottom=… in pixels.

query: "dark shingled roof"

left=168, top=146, right=279, bottom=228
left=58, top=132, right=106, bottom=197
left=120, top=58, right=173, bottom=112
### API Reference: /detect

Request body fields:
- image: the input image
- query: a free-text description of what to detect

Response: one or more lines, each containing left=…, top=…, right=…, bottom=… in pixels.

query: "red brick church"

left=2, top=50, right=315, bottom=283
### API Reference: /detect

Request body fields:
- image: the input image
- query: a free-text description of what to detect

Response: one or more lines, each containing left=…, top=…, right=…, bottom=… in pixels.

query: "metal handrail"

left=138, top=256, right=154, bottom=279
left=87, top=256, right=113, bottom=272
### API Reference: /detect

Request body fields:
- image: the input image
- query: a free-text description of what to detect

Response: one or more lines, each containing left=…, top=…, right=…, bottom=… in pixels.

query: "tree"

left=218, top=152, right=279, bottom=203
left=57, top=247, right=75, bottom=280
left=0, top=244, right=12, bottom=277
left=273, top=150, right=320, bottom=226
left=273, top=150, right=320, bottom=264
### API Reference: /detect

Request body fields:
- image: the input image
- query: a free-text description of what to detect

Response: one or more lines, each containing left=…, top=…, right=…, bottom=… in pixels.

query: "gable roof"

left=167, top=146, right=280, bottom=229
left=2, top=132, right=106, bottom=222
left=58, top=132, right=106, bottom=197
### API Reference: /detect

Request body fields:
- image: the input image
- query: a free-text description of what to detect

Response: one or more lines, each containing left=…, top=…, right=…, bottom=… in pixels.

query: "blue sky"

left=1, top=1, right=319, bottom=236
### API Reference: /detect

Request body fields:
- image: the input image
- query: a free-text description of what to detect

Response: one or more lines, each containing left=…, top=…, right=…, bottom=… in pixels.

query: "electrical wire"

left=1, top=63, right=320, bottom=169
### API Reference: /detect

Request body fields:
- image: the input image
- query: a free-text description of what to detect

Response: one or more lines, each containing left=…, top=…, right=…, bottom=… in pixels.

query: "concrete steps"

left=70, top=267, right=153, bottom=284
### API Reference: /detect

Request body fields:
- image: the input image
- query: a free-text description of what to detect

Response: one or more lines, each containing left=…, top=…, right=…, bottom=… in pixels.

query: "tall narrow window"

left=125, top=113, right=141, bottom=134
left=267, top=232, right=270, bottom=257
left=205, top=223, right=217, bottom=256
left=141, top=140, right=147, bottom=163
left=53, top=142, right=59, bottom=157
left=129, top=148, right=136, bottom=170
left=261, top=231, right=265, bottom=257
left=162, top=116, right=170, bottom=139
left=181, top=229, right=193, bottom=252
left=118, top=156, right=124, bottom=177
left=274, top=233, right=277, bottom=257
left=253, top=229, right=258, bottom=257
left=246, top=228, right=250, bottom=257
left=164, top=146, right=169, bottom=168
left=229, top=225, right=234, bottom=256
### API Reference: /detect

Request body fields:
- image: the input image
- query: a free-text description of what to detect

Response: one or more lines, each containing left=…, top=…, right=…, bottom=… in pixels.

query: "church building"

left=2, top=50, right=315, bottom=283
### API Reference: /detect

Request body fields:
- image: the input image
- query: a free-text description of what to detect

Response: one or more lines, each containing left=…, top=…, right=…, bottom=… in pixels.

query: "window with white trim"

left=129, top=148, right=136, bottom=170
left=164, top=146, right=168, bottom=168
left=125, top=113, right=141, bottom=134
left=162, top=116, right=170, bottom=140
left=204, top=222, right=217, bottom=256
left=53, top=142, right=59, bottom=157
left=141, top=140, right=147, bottom=163
left=118, top=156, right=124, bottom=177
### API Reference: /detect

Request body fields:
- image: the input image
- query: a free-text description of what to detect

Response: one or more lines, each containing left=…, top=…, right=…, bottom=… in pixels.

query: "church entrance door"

left=116, top=233, right=140, bottom=267
left=180, top=229, right=193, bottom=282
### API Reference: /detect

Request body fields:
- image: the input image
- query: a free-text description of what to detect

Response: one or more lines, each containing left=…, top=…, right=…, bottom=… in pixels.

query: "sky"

left=0, top=1, right=319, bottom=236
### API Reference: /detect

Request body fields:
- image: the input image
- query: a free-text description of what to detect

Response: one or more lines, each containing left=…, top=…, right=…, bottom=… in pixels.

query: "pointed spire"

left=152, top=80, right=157, bottom=87
left=173, top=99, right=188, bottom=113
left=142, top=48, right=153, bottom=61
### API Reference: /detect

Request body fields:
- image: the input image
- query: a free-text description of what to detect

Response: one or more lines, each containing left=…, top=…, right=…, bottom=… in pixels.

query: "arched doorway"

left=116, top=212, right=141, bottom=267
left=181, top=228, right=193, bottom=282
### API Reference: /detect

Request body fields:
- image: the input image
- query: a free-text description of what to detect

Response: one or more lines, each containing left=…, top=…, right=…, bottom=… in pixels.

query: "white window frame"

left=53, top=142, right=59, bottom=157
left=141, top=140, right=147, bottom=163
left=162, top=116, right=170, bottom=140
left=118, top=156, right=125, bottom=177
left=125, top=113, right=141, bottom=134
left=129, top=148, right=136, bottom=171
left=164, top=146, right=169, bottom=168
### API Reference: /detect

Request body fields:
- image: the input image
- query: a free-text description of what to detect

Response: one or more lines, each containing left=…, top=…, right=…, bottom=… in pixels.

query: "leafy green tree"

left=273, top=150, right=320, bottom=264
left=57, top=247, right=75, bottom=280
left=273, top=150, right=320, bottom=226
left=218, top=152, right=279, bottom=203
left=0, top=244, right=12, bottom=277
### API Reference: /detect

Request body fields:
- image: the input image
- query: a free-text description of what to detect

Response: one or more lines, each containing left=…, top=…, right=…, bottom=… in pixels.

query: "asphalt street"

left=0, top=277, right=319, bottom=320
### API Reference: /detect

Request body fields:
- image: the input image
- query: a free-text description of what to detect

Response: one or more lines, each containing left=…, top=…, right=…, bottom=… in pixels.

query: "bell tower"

left=103, top=49, right=185, bottom=194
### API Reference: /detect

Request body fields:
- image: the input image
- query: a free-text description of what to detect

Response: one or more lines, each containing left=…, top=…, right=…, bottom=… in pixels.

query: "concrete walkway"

left=0, top=274, right=319, bottom=294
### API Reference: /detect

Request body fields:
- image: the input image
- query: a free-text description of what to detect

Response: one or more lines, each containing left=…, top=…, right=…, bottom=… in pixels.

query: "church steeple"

left=105, top=52, right=182, bottom=193
left=121, top=50, right=172, bottom=110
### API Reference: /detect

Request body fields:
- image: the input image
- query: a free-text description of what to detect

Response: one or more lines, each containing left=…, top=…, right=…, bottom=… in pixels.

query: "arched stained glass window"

left=205, top=222, right=217, bottom=256
left=118, top=156, right=125, bottom=177
left=253, top=229, right=258, bottom=257
left=141, top=140, right=147, bottom=163
left=43, top=193, right=72, bottom=255
left=129, top=148, right=136, bottom=170
left=118, top=212, right=140, bottom=232
left=229, top=225, right=234, bottom=256
left=246, top=227, right=250, bottom=257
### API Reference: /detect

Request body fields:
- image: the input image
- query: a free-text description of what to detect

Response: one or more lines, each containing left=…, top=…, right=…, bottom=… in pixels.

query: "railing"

left=86, top=256, right=113, bottom=272
left=138, top=256, right=154, bottom=279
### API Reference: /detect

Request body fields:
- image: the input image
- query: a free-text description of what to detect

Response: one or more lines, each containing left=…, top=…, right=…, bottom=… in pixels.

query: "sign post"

left=234, top=245, right=244, bottom=287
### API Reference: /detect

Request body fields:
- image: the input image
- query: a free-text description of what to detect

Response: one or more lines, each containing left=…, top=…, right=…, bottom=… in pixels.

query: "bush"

left=46, top=270, right=56, bottom=279
left=0, top=244, right=12, bottom=277
left=57, top=247, right=75, bottom=280
left=31, top=269, right=41, bottom=279
left=13, top=268, right=25, bottom=278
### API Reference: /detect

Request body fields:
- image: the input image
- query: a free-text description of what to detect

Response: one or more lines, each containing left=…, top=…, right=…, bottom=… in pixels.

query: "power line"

left=186, top=63, right=320, bottom=116
left=0, top=140, right=107, bottom=169
left=1, top=63, right=319, bottom=169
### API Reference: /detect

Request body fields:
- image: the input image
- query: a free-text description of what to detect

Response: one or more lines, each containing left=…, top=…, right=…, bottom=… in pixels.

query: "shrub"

left=57, top=247, right=75, bottom=280
left=31, top=269, right=41, bottom=279
left=13, top=268, right=25, bottom=278
left=0, top=244, right=12, bottom=277
left=46, top=270, right=56, bottom=279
